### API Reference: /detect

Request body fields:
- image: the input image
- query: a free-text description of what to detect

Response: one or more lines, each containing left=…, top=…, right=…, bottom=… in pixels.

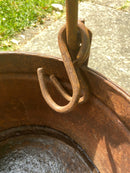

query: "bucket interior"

left=0, top=126, right=98, bottom=173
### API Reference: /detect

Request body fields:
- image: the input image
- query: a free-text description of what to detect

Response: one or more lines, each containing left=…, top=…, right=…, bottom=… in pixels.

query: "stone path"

left=88, top=0, right=129, bottom=9
left=18, top=0, right=130, bottom=93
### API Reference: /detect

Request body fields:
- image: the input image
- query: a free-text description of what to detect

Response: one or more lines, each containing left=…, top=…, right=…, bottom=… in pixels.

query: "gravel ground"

left=18, top=1, right=130, bottom=93
left=88, top=0, right=129, bottom=10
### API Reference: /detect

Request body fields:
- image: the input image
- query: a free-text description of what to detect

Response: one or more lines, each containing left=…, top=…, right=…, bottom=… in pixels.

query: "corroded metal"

left=37, top=21, right=92, bottom=113
left=0, top=127, right=98, bottom=173
left=66, top=0, right=79, bottom=57
left=0, top=52, right=129, bottom=173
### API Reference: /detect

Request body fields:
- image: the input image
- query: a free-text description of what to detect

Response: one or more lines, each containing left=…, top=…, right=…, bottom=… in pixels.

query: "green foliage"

left=0, top=0, right=65, bottom=50
left=118, top=0, right=130, bottom=10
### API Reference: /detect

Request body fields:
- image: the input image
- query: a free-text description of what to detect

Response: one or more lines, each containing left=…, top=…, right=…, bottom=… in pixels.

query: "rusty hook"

left=37, top=66, right=80, bottom=113
left=50, top=21, right=92, bottom=104
left=37, top=21, right=92, bottom=113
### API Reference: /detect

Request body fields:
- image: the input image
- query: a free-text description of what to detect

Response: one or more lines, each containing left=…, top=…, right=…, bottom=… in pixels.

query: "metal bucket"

left=0, top=52, right=129, bottom=173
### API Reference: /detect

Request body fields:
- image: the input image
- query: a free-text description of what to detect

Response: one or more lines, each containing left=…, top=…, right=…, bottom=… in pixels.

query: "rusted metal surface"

left=37, top=0, right=92, bottom=113
left=0, top=128, right=98, bottom=173
left=37, top=21, right=92, bottom=113
left=66, top=0, right=79, bottom=58
left=0, top=52, right=130, bottom=173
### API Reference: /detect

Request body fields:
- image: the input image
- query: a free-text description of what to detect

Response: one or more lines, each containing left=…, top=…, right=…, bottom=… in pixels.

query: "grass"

left=0, top=0, right=129, bottom=51
left=0, top=0, right=65, bottom=50
left=118, top=0, right=130, bottom=10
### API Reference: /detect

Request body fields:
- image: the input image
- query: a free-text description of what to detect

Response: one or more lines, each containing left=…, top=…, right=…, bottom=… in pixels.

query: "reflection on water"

left=0, top=135, right=92, bottom=173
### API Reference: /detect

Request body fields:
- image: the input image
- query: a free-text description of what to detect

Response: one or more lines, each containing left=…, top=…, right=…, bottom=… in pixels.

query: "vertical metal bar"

left=66, top=0, right=79, bottom=59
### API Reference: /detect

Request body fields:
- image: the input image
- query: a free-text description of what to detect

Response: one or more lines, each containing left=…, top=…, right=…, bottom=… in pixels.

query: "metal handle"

left=50, top=21, right=91, bottom=103
left=37, top=0, right=92, bottom=113
left=66, top=0, right=79, bottom=59
left=37, top=21, right=92, bottom=113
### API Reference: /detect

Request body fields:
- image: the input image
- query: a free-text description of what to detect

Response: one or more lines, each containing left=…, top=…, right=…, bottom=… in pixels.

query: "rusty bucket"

left=0, top=0, right=130, bottom=172
left=0, top=52, right=129, bottom=173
